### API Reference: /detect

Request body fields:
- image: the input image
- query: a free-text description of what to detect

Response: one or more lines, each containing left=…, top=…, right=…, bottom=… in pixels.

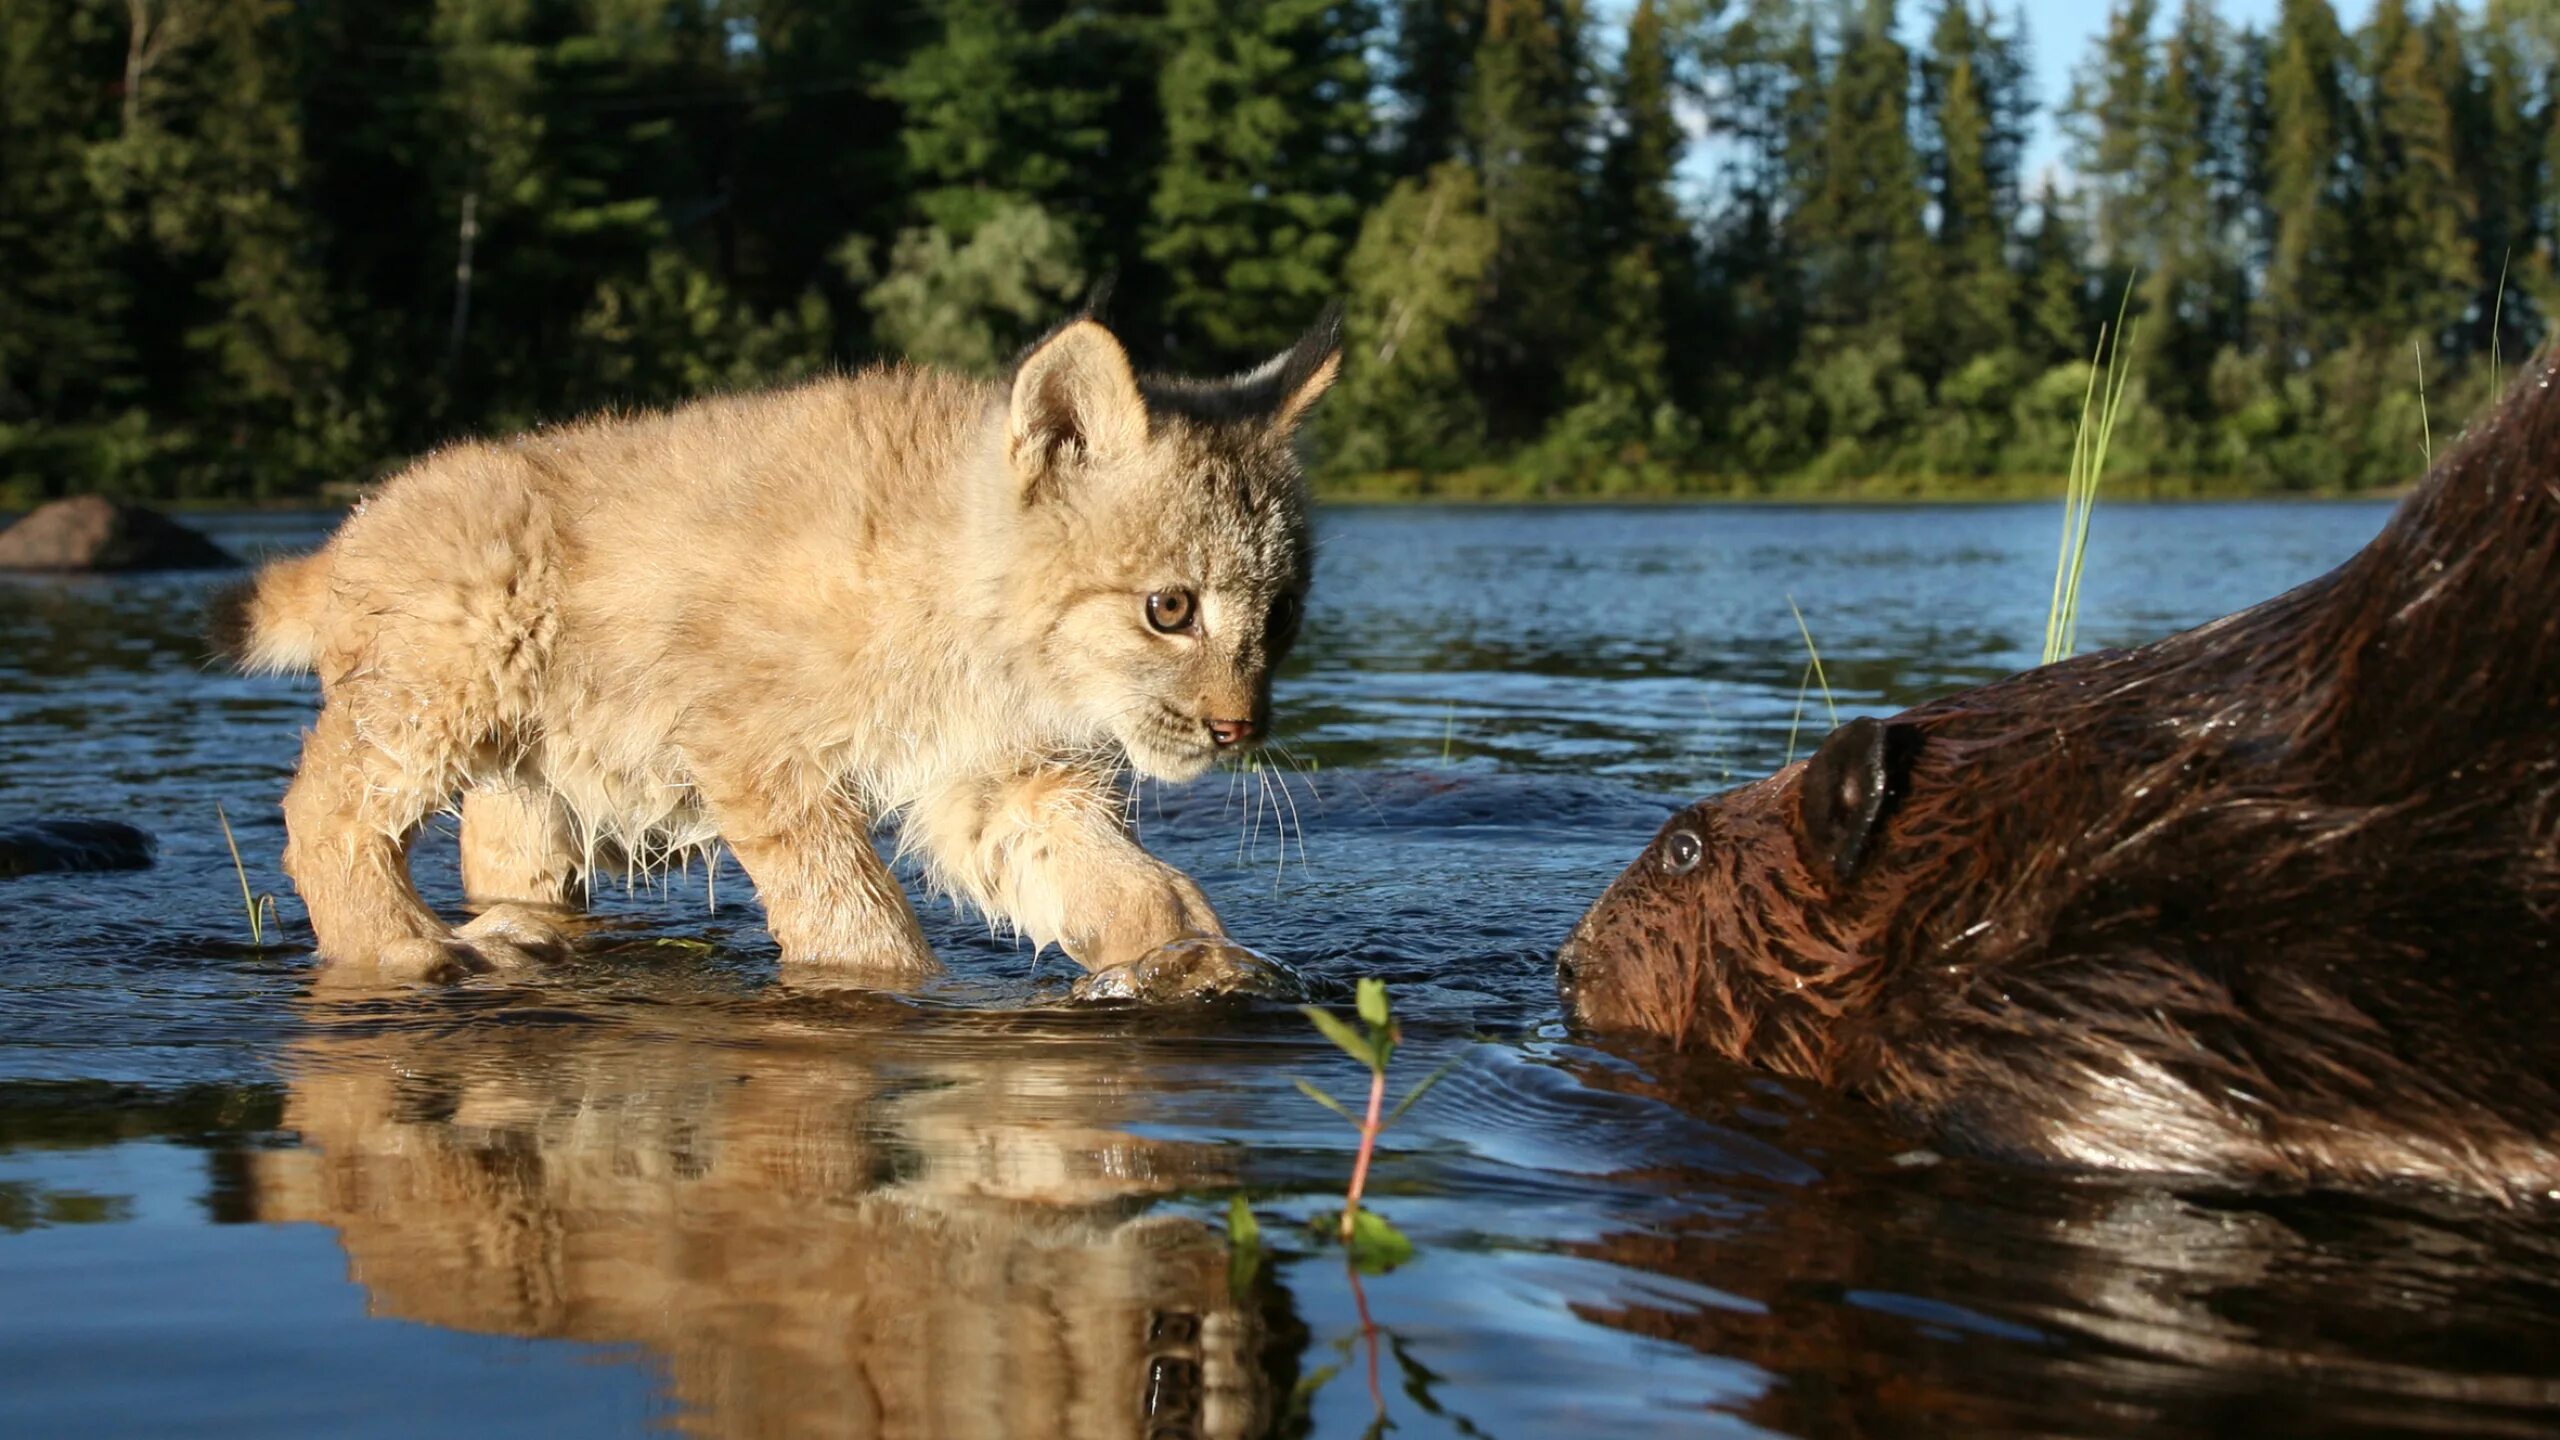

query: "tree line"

left=2, top=0, right=2553, bottom=502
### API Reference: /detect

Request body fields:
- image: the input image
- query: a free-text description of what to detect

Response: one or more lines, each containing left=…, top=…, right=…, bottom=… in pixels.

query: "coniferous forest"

left=2, top=0, right=2555, bottom=502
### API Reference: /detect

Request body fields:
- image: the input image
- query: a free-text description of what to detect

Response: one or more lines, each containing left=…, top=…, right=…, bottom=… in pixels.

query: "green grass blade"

left=2414, top=338, right=2432, bottom=468
left=2493, top=248, right=2512, bottom=398
left=1785, top=596, right=1837, bottom=730
left=216, top=803, right=264, bottom=949
left=2047, top=278, right=2139, bottom=666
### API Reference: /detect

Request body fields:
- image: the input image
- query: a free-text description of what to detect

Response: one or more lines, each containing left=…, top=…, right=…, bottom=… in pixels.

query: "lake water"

left=9, top=499, right=2560, bottom=1438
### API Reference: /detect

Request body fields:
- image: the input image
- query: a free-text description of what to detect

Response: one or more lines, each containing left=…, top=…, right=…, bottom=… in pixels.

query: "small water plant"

left=2414, top=339, right=2434, bottom=468
left=1294, top=978, right=1450, bottom=1260
left=216, top=803, right=284, bottom=950
left=1783, top=593, right=1838, bottom=765
left=2044, top=282, right=2141, bottom=666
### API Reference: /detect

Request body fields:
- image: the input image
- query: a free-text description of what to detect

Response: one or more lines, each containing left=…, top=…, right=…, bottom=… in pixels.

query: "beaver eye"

left=1146, top=589, right=1197, bottom=633
left=1662, top=829, right=1703, bottom=876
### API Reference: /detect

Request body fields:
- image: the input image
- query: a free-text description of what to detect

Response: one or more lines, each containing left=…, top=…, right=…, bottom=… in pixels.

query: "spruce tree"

left=878, top=0, right=1164, bottom=339
left=2021, top=179, right=2094, bottom=364
left=1577, top=0, right=1689, bottom=420
left=2072, top=0, right=2159, bottom=278
left=1393, top=0, right=1482, bottom=173
left=2142, top=0, right=2246, bottom=418
left=2357, top=0, right=2476, bottom=342
left=2263, top=0, right=2352, bottom=354
left=1148, top=0, right=1377, bottom=365
left=0, top=0, right=129, bottom=449
left=1463, top=0, right=1593, bottom=437
left=1802, top=0, right=1929, bottom=343
left=1922, top=1, right=2020, bottom=370
left=1326, top=161, right=1498, bottom=471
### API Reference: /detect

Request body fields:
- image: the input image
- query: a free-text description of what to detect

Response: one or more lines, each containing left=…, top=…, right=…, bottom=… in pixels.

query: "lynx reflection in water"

left=249, top=988, right=1274, bottom=1440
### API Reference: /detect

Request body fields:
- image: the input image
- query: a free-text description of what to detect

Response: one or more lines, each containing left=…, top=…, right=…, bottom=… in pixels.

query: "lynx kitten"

left=213, top=312, right=1340, bottom=981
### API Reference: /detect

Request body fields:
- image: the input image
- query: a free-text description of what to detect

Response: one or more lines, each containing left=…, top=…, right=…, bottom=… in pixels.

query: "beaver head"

left=1560, top=366, right=2560, bottom=1200
left=1557, top=716, right=1919, bottom=1077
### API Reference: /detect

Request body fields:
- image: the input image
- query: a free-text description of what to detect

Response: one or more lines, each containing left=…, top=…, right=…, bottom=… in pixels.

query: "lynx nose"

left=1207, top=718, right=1257, bottom=748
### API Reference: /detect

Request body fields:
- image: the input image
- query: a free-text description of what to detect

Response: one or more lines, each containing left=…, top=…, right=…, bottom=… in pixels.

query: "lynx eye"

left=1145, top=589, right=1198, bottom=634
left=1266, top=592, right=1302, bottom=649
left=1662, top=829, right=1704, bottom=876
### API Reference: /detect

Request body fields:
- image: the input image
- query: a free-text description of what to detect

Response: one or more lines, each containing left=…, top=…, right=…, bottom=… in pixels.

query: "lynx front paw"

left=458, top=902, right=575, bottom=964
left=368, top=936, right=496, bottom=984
left=1071, top=936, right=1305, bottom=1004
left=1064, top=869, right=1225, bottom=972
left=345, top=907, right=571, bottom=985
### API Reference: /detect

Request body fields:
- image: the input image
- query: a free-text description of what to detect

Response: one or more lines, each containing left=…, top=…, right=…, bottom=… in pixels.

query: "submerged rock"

left=1071, top=935, right=1305, bottom=1004
left=0, top=819, right=155, bottom=878
left=0, top=497, right=238, bottom=571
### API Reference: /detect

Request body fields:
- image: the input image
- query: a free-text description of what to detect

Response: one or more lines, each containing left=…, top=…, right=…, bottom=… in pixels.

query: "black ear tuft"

left=1268, top=300, right=1346, bottom=427
left=1078, top=271, right=1118, bottom=325
left=1798, top=716, right=1916, bottom=884
left=204, top=576, right=258, bottom=665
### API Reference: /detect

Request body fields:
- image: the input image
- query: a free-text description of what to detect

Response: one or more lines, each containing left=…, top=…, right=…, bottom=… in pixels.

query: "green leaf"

left=1385, top=1057, right=1462, bottom=1125
left=1356, top=976, right=1390, bottom=1031
left=1301, top=1004, right=1384, bottom=1071
left=1285, top=1363, right=1343, bottom=1422
left=1227, top=1193, right=1263, bottom=1300
left=1344, top=1208, right=1417, bottom=1274
left=1293, top=1076, right=1359, bottom=1124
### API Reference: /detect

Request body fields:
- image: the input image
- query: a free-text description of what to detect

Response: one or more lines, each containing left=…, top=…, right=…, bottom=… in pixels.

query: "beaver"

left=1557, top=363, right=2560, bottom=1201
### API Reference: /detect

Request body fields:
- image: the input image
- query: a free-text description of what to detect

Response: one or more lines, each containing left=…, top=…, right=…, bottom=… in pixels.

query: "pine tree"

left=2357, top=0, right=2476, bottom=342
left=1921, top=1, right=2020, bottom=370
left=0, top=0, right=129, bottom=442
left=1148, top=0, right=1377, bottom=365
left=1325, top=160, right=1498, bottom=471
left=2072, top=0, right=2159, bottom=278
left=2141, top=0, right=2247, bottom=417
left=83, top=0, right=351, bottom=491
left=1575, top=0, right=1688, bottom=421
left=725, top=2, right=933, bottom=320
left=2262, top=0, right=2352, bottom=354
left=1801, top=0, right=1929, bottom=342
left=2469, top=4, right=2547, bottom=361
left=1392, top=0, right=1481, bottom=173
left=878, top=0, right=1164, bottom=339
left=2021, top=179, right=2094, bottom=364
left=1462, top=0, right=1592, bottom=437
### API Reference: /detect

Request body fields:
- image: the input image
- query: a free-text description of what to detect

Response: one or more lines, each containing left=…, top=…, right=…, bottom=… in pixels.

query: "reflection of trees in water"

left=245, top=1001, right=1286, bottom=1439
left=1563, top=1052, right=2560, bottom=1438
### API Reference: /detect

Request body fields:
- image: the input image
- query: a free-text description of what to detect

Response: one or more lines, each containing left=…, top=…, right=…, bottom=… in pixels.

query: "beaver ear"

left=1799, top=716, right=1916, bottom=884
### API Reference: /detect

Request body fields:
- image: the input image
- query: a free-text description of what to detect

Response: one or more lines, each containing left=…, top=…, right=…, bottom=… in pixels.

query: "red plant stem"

left=1348, top=1263, right=1386, bottom=1418
left=1339, top=1064, right=1389, bottom=1242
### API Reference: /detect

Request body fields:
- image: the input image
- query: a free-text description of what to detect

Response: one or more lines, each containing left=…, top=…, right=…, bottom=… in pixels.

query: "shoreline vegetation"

left=3, top=0, right=2547, bottom=506
left=1312, top=469, right=2417, bottom=504
left=104, top=472, right=2416, bottom=514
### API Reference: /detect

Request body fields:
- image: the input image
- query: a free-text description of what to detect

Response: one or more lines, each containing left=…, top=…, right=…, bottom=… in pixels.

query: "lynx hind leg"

left=912, top=765, right=1225, bottom=973
left=282, top=701, right=483, bottom=980
left=460, top=783, right=586, bottom=909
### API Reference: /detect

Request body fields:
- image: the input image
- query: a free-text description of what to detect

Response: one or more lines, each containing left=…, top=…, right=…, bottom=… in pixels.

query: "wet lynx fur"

left=212, top=314, right=1341, bottom=980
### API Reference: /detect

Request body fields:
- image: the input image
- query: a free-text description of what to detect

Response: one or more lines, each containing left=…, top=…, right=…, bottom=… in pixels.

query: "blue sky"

left=2013, top=0, right=2371, bottom=173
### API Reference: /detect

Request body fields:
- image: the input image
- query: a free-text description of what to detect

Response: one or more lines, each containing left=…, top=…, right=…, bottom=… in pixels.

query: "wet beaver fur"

left=1557, top=365, right=2560, bottom=1201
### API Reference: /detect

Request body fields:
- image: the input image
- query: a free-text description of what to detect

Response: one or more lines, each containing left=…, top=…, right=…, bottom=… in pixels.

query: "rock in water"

left=0, top=819, right=156, bottom=877
left=0, top=497, right=238, bottom=571
left=1071, top=936, right=1306, bottom=1004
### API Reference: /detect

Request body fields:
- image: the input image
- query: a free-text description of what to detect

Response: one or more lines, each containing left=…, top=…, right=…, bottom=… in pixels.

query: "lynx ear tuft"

left=1268, top=301, right=1344, bottom=431
left=1008, top=319, right=1149, bottom=497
